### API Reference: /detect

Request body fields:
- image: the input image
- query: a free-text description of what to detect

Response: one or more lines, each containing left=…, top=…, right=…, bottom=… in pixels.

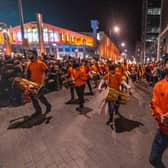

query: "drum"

left=62, top=78, right=74, bottom=88
left=13, top=77, right=41, bottom=96
left=106, top=88, right=129, bottom=104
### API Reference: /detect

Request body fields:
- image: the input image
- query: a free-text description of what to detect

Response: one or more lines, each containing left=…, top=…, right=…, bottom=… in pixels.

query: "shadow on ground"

left=65, top=98, right=89, bottom=105
left=8, top=113, right=52, bottom=129
left=114, top=113, right=144, bottom=133
left=80, top=107, right=93, bottom=119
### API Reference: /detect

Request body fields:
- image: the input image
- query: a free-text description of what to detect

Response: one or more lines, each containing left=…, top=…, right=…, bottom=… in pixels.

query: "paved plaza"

left=0, top=81, right=168, bottom=168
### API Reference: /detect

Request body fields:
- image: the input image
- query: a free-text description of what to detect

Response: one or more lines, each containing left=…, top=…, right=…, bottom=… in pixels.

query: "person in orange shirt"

left=98, top=65, right=131, bottom=127
left=65, top=63, right=76, bottom=104
left=71, top=63, right=87, bottom=113
left=90, top=62, right=100, bottom=88
left=149, top=58, right=168, bottom=168
left=115, top=63, right=124, bottom=76
left=27, top=50, right=51, bottom=116
left=80, top=60, right=94, bottom=95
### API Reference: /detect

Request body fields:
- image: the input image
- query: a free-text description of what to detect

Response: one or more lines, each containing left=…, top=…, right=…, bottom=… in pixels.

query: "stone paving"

left=0, top=81, right=168, bottom=168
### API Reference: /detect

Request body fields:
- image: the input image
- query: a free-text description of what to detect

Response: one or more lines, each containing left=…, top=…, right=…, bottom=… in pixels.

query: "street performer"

left=149, top=57, right=168, bottom=168
left=98, top=64, right=131, bottom=128
left=27, top=50, right=51, bottom=116
left=71, top=62, right=87, bottom=113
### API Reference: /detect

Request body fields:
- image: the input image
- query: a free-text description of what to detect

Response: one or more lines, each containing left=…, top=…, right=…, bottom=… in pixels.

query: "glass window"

left=72, top=48, right=76, bottom=52
left=146, top=34, right=157, bottom=42
left=54, top=32, right=59, bottom=42
left=43, top=28, right=48, bottom=43
left=49, top=30, right=54, bottom=42
left=61, top=33, right=64, bottom=41
left=147, top=8, right=160, bottom=15
left=32, top=28, right=38, bottom=42
left=146, top=26, right=160, bottom=33
left=65, top=48, right=70, bottom=52
left=79, top=48, right=83, bottom=52
left=66, top=34, right=70, bottom=41
left=58, top=48, right=64, bottom=52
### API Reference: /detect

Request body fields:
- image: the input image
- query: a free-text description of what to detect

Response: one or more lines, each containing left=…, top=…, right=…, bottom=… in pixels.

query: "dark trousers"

left=70, top=85, right=75, bottom=100
left=107, top=101, right=119, bottom=122
left=75, top=84, right=85, bottom=108
left=9, top=86, right=22, bottom=104
left=152, top=76, right=158, bottom=86
left=149, top=129, right=168, bottom=168
left=31, top=94, right=50, bottom=113
left=86, top=79, right=93, bottom=93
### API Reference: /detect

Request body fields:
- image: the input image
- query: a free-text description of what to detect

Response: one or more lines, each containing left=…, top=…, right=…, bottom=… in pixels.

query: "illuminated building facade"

left=0, top=22, right=94, bottom=59
left=0, top=21, right=120, bottom=60
left=97, top=32, right=120, bottom=61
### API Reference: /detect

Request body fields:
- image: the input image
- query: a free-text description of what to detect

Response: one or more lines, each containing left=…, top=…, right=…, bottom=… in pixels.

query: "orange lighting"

left=8, top=22, right=95, bottom=48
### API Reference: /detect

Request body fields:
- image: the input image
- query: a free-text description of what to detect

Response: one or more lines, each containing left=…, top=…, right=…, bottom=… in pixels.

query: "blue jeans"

left=149, top=129, right=168, bottom=168
left=107, top=101, right=119, bottom=122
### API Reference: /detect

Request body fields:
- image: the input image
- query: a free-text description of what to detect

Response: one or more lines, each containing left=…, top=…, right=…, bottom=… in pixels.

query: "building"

left=0, top=22, right=95, bottom=59
left=142, top=0, right=161, bottom=62
left=156, top=0, right=168, bottom=60
left=135, top=42, right=143, bottom=63
left=0, top=21, right=120, bottom=60
left=161, top=0, right=168, bottom=31
left=97, top=31, right=120, bottom=61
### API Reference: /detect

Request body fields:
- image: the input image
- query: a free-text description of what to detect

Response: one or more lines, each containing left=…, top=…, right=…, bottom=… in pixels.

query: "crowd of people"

left=1, top=51, right=168, bottom=167
left=0, top=51, right=167, bottom=111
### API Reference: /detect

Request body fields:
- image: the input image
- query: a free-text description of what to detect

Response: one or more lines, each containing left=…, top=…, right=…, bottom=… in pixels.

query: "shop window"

left=58, top=48, right=64, bottom=52
left=65, top=48, right=70, bottom=52
left=79, top=48, right=83, bottom=52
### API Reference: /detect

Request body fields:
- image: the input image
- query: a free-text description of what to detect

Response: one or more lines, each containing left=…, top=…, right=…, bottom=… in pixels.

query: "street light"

left=124, top=49, right=128, bottom=52
left=113, top=26, right=120, bottom=34
left=121, top=42, right=126, bottom=47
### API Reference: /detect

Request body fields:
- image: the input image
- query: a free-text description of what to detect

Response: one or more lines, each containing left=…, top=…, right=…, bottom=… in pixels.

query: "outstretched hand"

left=161, top=113, right=168, bottom=126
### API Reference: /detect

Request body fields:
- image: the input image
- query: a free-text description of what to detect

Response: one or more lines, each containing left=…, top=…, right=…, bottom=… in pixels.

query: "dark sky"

left=0, top=0, right=142, bottom=55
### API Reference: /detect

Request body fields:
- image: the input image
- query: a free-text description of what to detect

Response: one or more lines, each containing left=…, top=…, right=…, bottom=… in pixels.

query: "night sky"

left=0, top=0, right=142, bottom=55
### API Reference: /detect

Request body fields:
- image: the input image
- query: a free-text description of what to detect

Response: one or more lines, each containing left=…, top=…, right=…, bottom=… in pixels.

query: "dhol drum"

left=62, top=78, right=74, bottom=89
left=106, top=88, right=129, bottom=104
left=13, top=77, right=41, bottom=96
left=61, top=73, right=74, bottom=89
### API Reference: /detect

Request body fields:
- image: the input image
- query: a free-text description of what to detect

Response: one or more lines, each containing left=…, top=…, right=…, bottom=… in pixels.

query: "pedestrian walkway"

left=0, top=83, right=168, bottom=168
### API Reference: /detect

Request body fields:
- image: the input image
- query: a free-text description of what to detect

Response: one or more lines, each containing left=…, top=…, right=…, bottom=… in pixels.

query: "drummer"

left=27, top=50, right=51, bottom=116
left=98, top=64, right=131, bottom=128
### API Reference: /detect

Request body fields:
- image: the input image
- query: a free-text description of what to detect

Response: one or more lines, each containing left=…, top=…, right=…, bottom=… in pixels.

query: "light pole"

left=36, top=13, right=45, bottom=56
left=17, top=0, right=25, bottom=48
left=0, top=23, right=11, bottom=56
left=2, top=29, right=11, bottom=56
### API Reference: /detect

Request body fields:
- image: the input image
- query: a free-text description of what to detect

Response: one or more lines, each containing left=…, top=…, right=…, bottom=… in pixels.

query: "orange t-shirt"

left=80, top=65, right=89, bottom=79
left=103, top=73, right=122, bottom=91
left=115, top=66, right=124, bottom=76
left=104, top=64, right=109, bottom=73
left=90, top=64, right=98, bottom=72
left=122, top=64, right=128, bottom=72
left=151, top=76, right=168, bottom=135
left=72, top=68, right=87, bottom=87
left=28, top=60, right=48, bottom=84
